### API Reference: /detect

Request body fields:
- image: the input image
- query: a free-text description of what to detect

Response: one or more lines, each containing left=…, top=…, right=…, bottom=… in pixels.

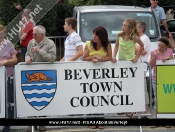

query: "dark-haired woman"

left=83, top=26, right=112, bottom=63
left=83, top=26, right=112, bottom=129
left=149, top=36, right=173, bottom=128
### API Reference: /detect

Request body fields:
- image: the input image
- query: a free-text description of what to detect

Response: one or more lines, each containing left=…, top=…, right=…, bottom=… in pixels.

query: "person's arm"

left=169, top=33, right=175, bottom=48
left=102, top=43, right=112, bottom=62
left=18, top=21, right=24, bottom=38
left=141, top=37, right=151, bottom=56
left=149, top=56, right=156, bottom=68
left=0, top=54, right=17, bottom=67
left=20, top=33, right=27, bottom=40
left=18, top=21, right=27, bottom=40
left=19, top=22, right=33, bottom=40
left=162, top=48, right=174, bottom=62
left=83, top=45, right=94, bottom=61
left=162, top=19, right=169, bottom=33
left=83, top=45, right=103, bottom=62
left=69, top=45, right=83, bottom=61
left=149, top=50, right=158, bottom=68
left=38, top=41, right=56, bottom=63
left=25, top=41, right=33, bottom=65
left=111, top=33, right=120, bottom=63
left=160, top=7, right=169, bottom=33
left=135, top=44, right=140, bottom=55
left=162, top=55, right=174, bottom=62
left=60, top=57, right=65, bottom=62
left=132, top=36, right=144, bottom=62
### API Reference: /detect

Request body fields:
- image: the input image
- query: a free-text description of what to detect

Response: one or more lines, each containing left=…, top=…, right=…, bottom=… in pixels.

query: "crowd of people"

left=0, top=0, right=175, bottom=131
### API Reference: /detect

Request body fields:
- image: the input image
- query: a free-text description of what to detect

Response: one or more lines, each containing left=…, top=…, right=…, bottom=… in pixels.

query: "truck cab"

left=73, top=5, right=161, bottom=58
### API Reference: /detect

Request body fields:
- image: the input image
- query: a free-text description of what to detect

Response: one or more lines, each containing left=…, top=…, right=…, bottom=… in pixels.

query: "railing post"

left=144, top=61, right=153, bottom=117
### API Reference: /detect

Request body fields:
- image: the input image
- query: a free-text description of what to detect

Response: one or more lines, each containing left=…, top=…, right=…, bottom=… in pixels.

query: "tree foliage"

left=0, top=0, right=73, bottom=36
left=65, top=0, right=174, bottom=7
left=0, top=0, right=174, bottom=36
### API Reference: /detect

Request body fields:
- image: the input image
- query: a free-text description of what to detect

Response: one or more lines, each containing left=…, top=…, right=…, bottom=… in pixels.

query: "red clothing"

left=21, top=22, right=34, bottom=47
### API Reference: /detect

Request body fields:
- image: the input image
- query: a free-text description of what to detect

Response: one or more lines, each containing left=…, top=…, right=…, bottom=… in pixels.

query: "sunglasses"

left=152, top=0, right=158, bottom=1
left=32, top=33, right=41, bottom=37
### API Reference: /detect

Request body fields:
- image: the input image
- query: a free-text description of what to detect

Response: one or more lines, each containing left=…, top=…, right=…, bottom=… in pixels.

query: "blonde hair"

left=119, top=18, right=137, bottom=40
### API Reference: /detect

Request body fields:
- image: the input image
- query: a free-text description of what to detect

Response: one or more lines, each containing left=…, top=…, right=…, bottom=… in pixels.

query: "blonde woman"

left=111, top=18, right=144, bottom=117
left=112, top=18, right=144, bottom=63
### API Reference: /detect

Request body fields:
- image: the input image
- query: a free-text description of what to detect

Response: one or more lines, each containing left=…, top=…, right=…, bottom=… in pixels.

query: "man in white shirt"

left=61, top=18, right=83, bottom=61
left=136, top=20, right=151, bottom=116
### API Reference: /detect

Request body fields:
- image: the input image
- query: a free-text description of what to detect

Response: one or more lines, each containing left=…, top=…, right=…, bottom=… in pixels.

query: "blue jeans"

left=21, top=46, right=27, bottom=61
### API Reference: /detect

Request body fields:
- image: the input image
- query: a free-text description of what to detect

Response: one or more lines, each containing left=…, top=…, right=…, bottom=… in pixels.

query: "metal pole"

left=138, top=115, right=143, bottom=132
left=144, top=61, right=153, bottom=117
left=137, top=61, right=153, bottom=132
left=5, top=74, right=8, bottom=119
left=31, top=126, right=35, bottom=132
left=139, top=126, right=143, bottom=132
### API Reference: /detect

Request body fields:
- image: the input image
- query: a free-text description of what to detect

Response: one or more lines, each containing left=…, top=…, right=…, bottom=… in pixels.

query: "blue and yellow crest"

left=21, top=70, right=57, bottom=111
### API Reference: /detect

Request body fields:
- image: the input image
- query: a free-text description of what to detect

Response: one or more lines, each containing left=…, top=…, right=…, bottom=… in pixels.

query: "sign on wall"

left=15, top=61, right=145, bottom=118
left=0, top=66, right=6, bottom=118
left=157, top=60, right=175, bottom=118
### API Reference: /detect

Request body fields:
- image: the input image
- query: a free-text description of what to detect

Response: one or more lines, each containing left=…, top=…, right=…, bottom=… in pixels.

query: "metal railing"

left=48, top=36, right=66, bottom=61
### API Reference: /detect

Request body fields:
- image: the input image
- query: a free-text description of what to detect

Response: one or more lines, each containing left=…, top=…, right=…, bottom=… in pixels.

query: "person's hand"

left=132, top=56, right=138, bottom=63
left=169, top=32, right=173, bottom=39
left=92, top=58, right=100, bottom=63
left=32, top=47, right=40, bottom=53
left=0, top=60, right=7, bottom=66
left=19, top=21, right=23, bottom=26
left=111, top=57, right=117, bottom=63
left=94, top=55, right=103, bottom=61
left=162, top=56, right=170, bottom=62
left=26, top=58, right=32, bottom=65
left=154, top=49, right=159, bottom=56
left=141, top=50, right=147, bottom=56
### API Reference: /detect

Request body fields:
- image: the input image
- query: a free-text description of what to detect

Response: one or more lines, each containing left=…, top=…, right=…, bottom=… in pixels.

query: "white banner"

left=0, top=66, right=6, bottom=118
left=15, top=61, right=145, bottom=118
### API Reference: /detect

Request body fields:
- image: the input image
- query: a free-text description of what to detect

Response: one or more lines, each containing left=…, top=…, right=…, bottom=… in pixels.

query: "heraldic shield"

left=21, top=70, right=57, bottom=111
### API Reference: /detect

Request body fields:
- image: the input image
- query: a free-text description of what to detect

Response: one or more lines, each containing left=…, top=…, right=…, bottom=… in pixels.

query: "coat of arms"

left=21, top=70, right=57, bottom=111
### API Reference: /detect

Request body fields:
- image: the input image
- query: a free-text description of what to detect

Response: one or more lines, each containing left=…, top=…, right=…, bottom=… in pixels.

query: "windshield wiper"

left=149, top=37, right=157, bottom=39
left=110, top=40, right=116, bottom=43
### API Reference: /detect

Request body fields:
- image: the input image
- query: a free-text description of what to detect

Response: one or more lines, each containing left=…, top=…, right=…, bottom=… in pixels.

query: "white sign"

left=0, top=66, right=6, bottom=118
left=15, top=61, right=145, bottom=117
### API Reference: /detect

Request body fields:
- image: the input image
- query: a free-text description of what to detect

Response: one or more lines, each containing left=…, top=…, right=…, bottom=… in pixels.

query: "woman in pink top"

left=0, top=24, right=17, bottom=75
left=0, top=24, right=17, bottom=132
left=149, top=36, right=173, bottom=128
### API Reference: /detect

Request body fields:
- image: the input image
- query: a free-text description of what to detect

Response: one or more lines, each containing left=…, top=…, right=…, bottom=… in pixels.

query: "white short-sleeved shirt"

left=137, top=34, right=151, bottom=71
left=64, top=31, right=83, bottom=61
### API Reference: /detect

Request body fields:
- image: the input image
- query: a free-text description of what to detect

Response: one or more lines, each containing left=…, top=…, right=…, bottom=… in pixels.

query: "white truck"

left=73, top=5, right=161, bottom=101
left=73, top=5, right=161, bottom=58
